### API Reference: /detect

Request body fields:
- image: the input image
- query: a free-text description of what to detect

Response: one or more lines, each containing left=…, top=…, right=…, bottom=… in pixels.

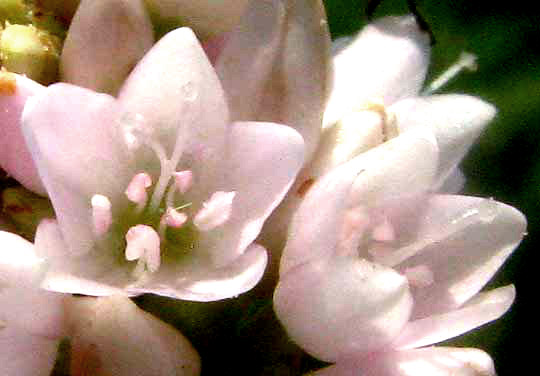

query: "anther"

left=125, top=225, right=161, bottom=275
left=91, top=194, right=112, bottom=237
left=125, top=173, right=152, bottom=205
left=193, top=191, right=236, bottom=231
left=163, top=208, right=188, bottom=228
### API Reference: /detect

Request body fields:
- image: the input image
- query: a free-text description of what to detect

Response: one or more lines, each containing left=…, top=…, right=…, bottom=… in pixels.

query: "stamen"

left=174, top=170, right=193, bottom=194
left=423, top=52, right=478, bottom=95
left=404, top=265, right=434, bottom=288
left=125, top=225, right=161, bottom=275
left=193, top=191, right=236, bottom=231
left=125, top=173, right=152, bottom=206
left=372, top=216, right=395, bottom=242
left=163, top=208, right=188, bottom=228
left=91, top=194, right=112, bottom=237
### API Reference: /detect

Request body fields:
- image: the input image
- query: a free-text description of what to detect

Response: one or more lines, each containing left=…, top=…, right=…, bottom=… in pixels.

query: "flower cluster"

left=0, top=0, right=526, bottom=375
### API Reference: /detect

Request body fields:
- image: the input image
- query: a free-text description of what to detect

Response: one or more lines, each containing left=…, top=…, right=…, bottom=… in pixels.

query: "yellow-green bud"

left=0, top=23, right=60, bottom=84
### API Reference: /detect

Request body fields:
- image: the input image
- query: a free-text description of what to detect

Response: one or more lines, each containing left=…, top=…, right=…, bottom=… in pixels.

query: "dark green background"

left=324, top=0, right=538, bottom=373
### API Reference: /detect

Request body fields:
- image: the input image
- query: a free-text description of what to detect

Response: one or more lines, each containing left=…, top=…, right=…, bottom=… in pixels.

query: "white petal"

left=391, top=94, right=496, bottom=187
left=394, top=285, right=515, bottom=349
left=312, top=347, right=495, bottom=376
left=61, top=0, right=154, bottom=95
left=394, top=196, right=526, bottom=318
left=67, top=295, right=200, bottom=375
left=275, top=257, right=412, bottom=362
left=324, top=15, right=430, bottom=127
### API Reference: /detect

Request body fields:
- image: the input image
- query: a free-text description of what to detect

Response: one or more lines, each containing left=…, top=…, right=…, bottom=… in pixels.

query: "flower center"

left=89, top=113, right=235, bottom=278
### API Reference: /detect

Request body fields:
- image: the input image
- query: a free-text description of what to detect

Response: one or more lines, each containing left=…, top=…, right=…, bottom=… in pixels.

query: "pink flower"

left=260, top=15, right=495, bottom=263
left=21, top=27, right=304, bottom=300
left=273, top=129, right=526, bottom=374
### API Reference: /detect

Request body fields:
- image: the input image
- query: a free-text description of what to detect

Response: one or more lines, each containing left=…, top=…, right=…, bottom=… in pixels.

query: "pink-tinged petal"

left=278, top=156, right=360, bottom=276
left=197, top=121, right=304, bottom=268
left=61, top=0, right=154, bottom=95
left=347, top=129, right=438, bottom=208
left=391, top=94, right=496, bottom=187
left=127, top=243, right=268, bottom=301
left=0, top=231, right=43, bottom=287
left=306, top=110, right=386, bottom=179
left=392, top=196, right=526, bottom=318
left=22, top=84, right=134, bottom=256
left=274, top=257, right=413, bottom=362
left=394, top=285, right=515, bottom=349
left=217, top=0, right=329, bottom=160
left=34, top=219, right=131, bottom=296
left=313, top=347, right=495, bottom=376
left=0, top=73, right=46, bottom=194
left=277, top=129, right=437, bottom=276
left=67, top=295, right=200, bottom=376
left=324, top=15, right=430, bottom=127
left=118, top=27, right=229, bottom=186
left=143, top=0, right=250, bottom=40
left=0, top=326, right=59, bottom=376
left=215, top=0, right=286, bottom=121
left=259, top=0, right=330, bottom=160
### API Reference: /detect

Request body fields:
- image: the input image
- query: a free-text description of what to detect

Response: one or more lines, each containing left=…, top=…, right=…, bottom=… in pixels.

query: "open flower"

left=273, top=129, right=526, bottom=374
left=259, top=15, right=494, bottom=263
left=21, top=27, right=305, bottom=300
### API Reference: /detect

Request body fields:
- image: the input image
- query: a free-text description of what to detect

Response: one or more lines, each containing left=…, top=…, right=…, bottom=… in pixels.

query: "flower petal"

left=118, top=27, right=229, bottom=185
left=394, top=285, right=515, bottom=349
left=215, top=0, right=286, bottom=121
left=35, top=219, right=131, bottom=296
left=66, top=295, right=200, bottom=375
left=196, top=120, right=305, bottom=268
left=0, top=73, right=46, bottom=194
left=274, top=257, right=413, bottom=362
left=127, top=243, right=268, bottom=301
left=324, top=15, right=430, bottom=127
left=391, top=94, right=496, bottom=187
left=217, top=0, right=330, bottom=160
left=22, top=84, right=133, bottom=256
left=61, top=0, right=154, bottom=95
left=393, top=195, right=526, bottom=318
left=347, top=129, right=438, bottom=207
left=0, top=230, right=43, bottom=287
left=312, top=347, right=495, bottom=376
left=277, top=129, right=438, bottom=276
